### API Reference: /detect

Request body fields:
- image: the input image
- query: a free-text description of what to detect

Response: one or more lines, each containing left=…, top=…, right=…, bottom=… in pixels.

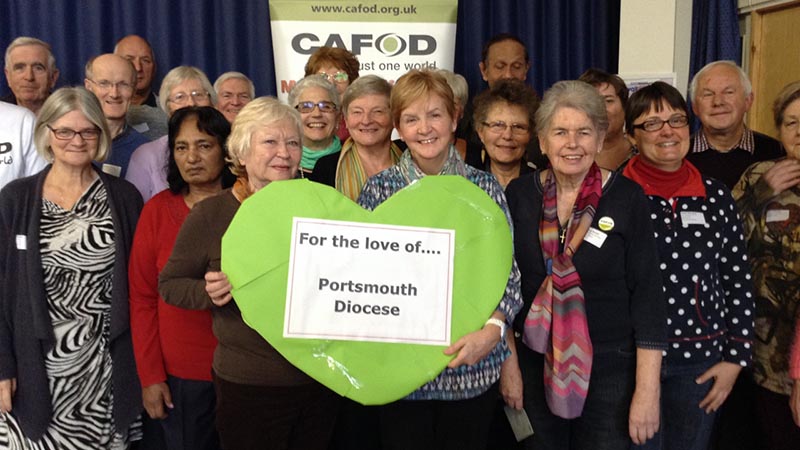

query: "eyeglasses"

left=87, top=78, right=134, bottom=92
left=482, top=121, right=530, bottom=135
left=295, top=101, right=337, bottom=114
left=47, top=125, right=101, bottom=141
left=632, top=115, right=689, bottom=132
left=168, top=90, right=210, bottom=105
left=318, top=71, right=349, bottom=84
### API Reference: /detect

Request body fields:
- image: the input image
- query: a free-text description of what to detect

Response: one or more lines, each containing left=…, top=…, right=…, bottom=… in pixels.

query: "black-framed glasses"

left=295, top=101, right=337, bottom=114
left=632, top=115, right=689, bottom=132
left=482, top=121, right=530, bottom=136
left=318, top=71, right=349, bottom=84
left=47, top=125, right=101, bottom=141
left=168, top=90, right=210, bottom=105
left=87, top=78, right=134, bottom=92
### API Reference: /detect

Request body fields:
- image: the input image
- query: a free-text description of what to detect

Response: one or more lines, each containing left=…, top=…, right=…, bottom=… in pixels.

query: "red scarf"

left=623, top=155, right=705, bottom=201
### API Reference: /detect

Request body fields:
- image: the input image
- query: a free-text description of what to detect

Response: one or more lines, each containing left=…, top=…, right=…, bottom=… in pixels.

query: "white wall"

left=618, top=0, right=693, bottom=96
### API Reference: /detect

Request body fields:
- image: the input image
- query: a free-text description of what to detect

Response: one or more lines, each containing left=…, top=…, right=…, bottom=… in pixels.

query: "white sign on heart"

left=284, top=217, right=455, bottom=346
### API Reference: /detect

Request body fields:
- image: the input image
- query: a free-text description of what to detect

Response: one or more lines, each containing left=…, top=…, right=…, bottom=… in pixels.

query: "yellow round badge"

left=598, top=216, right=615, bottom=231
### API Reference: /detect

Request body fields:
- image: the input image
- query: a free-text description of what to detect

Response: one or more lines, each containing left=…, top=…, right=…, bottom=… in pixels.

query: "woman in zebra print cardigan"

left=0, top=87, right=144, bottom=448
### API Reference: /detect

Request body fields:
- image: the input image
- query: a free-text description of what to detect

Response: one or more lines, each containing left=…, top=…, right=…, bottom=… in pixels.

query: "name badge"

left=680, top=211, right=707, bottom=226
left=584, top=227, right=608, bottom=248
left=16, top=235, right=26, bottom=250
left=131, top=122, right=150, bottom=133
left=102, top=164, right=122, bottom=177
left=766, top=209, right=790, bottom=223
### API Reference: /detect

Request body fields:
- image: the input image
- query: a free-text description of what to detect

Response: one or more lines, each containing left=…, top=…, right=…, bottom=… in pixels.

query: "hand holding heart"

left=221, top=177, right=513, bottom=404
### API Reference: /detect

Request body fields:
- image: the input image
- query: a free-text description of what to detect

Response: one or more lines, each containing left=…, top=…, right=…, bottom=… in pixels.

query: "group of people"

left=0, top=30, right=797, bottom=450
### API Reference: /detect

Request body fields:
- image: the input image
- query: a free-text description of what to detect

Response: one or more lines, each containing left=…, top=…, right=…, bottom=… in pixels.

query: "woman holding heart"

left=159, top=98, right=339, bottom=450
left=504, top=80, right=667, bottom=450
left=358, top=69, right=523, bottom=450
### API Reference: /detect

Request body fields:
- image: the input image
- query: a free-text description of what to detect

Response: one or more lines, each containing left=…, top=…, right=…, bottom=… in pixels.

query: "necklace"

left=559, top=223, right=567, bottom=243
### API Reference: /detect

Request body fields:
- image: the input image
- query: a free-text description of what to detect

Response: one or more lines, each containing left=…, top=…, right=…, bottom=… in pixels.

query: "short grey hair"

left=214, top=71, right=255, bottom=99
left=5, top=36, right=57, bottom=73
left=689, top=60, right=752, bottom=102
left=288, top=74, right=340, bottom=109
left=226, top=97, right=303, bottom=177
left=341, top=74, right=391, bottom=115
left=34, top=87, right=112, bottom=163
left=435, top=69, right=468, bottom=109
left=535, top=80, right=608, bottom=136
left=158, top=65, right=217, bottom=113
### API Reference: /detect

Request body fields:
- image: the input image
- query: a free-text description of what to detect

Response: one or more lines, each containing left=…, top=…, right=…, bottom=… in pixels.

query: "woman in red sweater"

left=129, top=106, right=235, bottom=450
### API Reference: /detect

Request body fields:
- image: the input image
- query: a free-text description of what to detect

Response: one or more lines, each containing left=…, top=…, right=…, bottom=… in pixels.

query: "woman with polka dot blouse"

left=622, top=82, right=755, bottom=450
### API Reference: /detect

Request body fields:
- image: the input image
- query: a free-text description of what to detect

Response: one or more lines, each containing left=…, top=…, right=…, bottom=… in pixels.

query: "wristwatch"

left=484, top=317, right=506, bottom=339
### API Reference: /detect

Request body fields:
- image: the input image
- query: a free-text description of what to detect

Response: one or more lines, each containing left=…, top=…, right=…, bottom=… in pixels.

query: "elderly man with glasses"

left=85, top=54, right=149, bottom=178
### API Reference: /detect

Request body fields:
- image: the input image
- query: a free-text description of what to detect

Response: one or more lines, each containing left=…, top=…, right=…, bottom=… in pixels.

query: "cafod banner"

left=268, top=0, right=459, bottom=103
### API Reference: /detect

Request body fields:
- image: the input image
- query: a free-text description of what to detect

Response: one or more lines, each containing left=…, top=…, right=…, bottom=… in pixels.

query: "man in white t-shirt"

left=0, top=101, right=47, bottom=188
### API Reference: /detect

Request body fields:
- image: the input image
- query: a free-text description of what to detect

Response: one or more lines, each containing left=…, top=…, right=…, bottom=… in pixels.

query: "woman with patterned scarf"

left=358, top=69, right=522, bottom=450
left=504, top=80, right=666, bottom=450
left=623, top=82, right=755, bottom=450
left=310, top=75, right=402, bottom=201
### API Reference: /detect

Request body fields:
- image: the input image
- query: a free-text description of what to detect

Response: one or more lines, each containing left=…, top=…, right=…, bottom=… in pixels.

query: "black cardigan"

left=505, top=170, right=667, bottom=351
left=0, top=165, right=143, bottom=440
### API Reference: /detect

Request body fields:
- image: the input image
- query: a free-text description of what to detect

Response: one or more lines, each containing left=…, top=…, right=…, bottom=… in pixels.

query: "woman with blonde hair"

left=159, top=97, right=338, bottom=449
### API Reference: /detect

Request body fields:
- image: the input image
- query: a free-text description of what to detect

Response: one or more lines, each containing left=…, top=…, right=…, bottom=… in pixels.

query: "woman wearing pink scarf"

left=504, top=80, right=666, bottom=450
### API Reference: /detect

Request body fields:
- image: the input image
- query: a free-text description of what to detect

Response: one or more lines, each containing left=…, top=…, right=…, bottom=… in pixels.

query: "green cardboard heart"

left=221, top=176, right=512, bottom=405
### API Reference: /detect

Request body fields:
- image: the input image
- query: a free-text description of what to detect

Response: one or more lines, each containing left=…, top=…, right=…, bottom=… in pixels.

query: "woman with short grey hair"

left=310, top=74, right=402, bottom=201
left=505, top=80, right=666, bottom=450
left=127, top=66, right=216, bottom=201
left=288, top=74, right=342, bottom=176
left=0, top=87, right=144, bottom=447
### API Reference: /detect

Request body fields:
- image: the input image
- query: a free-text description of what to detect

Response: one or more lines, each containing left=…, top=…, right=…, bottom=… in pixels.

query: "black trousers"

left=159, top=375, right=219, bottom=450
left=379, top=385, right=498, bottom=450
left=213, top=373, right=340, bottom=450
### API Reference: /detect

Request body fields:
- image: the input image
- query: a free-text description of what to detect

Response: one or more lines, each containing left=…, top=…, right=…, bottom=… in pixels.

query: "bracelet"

left=484, top=317, right=506, bottom=340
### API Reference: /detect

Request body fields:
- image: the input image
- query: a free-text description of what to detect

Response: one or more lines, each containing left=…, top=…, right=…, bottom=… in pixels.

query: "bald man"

left=114, top=35, right=168, bottom=140
left=85, top=53, right=149, bottom=177
left=114, top=34, right=157, bottom=107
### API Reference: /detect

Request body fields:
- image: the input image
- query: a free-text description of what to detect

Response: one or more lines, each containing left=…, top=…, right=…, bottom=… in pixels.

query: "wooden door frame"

left=747, top=0, right=800, bottom=131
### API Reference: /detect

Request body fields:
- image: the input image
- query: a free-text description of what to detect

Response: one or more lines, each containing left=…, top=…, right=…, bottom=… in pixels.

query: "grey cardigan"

left=0, top=165, right=143, bottom=440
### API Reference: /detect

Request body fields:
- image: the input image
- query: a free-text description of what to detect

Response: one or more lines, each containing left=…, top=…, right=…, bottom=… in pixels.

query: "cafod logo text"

left=292, top=33, right=437, bottom=57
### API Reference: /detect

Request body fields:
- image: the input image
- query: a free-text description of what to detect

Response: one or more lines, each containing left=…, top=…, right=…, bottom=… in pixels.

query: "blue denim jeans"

left=633, top=358, right=718, bottom=450
left=518, top=341, right=637, bottom=450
